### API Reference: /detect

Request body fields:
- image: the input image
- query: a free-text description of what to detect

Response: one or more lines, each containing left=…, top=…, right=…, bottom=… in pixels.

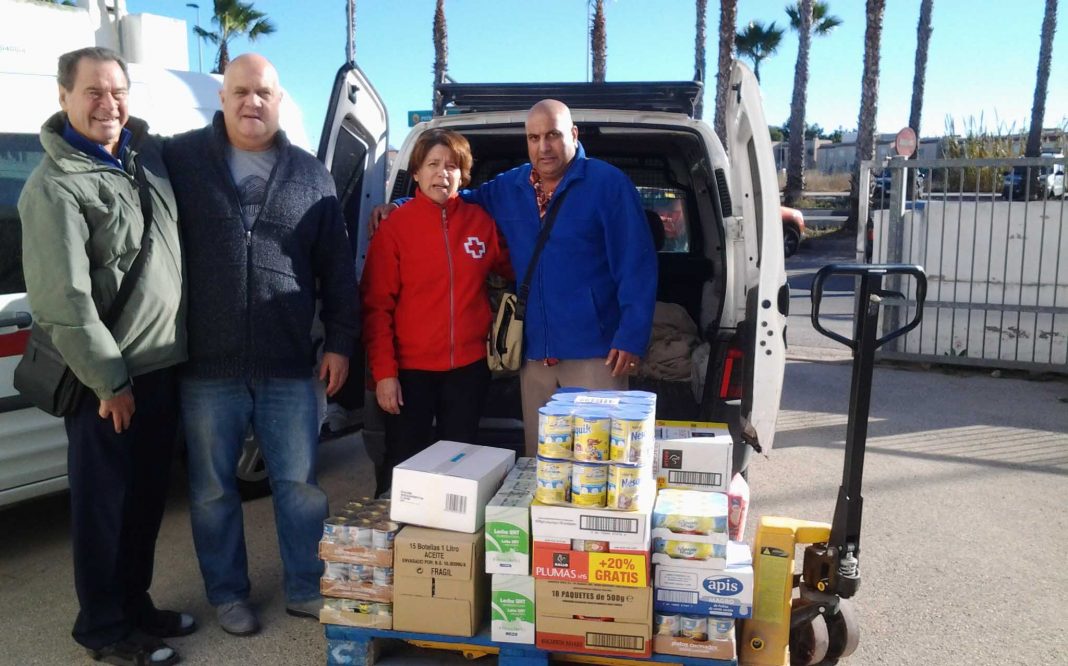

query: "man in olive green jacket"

left=18, top=47, right=194, bottom=666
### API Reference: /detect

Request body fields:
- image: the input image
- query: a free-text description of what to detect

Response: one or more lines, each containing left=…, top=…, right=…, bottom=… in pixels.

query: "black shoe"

left=88, top=630, right=179, bottom=666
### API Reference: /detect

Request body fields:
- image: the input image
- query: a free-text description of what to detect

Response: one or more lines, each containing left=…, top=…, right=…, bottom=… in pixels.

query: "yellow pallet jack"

left=739, top=264, right=927, bottom=666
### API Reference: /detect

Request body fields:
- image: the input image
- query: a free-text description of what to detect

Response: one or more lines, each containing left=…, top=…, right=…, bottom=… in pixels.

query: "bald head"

left=525, top=99, right=579, bottom=188
left=220, top=53, right=283, bottom=151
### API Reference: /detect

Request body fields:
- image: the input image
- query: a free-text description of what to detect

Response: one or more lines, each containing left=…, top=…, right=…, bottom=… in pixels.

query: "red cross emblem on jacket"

left=464, top=236, right=487, bottom=259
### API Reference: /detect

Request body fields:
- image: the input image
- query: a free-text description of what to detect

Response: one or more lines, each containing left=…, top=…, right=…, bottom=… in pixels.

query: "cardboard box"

left=531, top=540, right=649, bottom=588
left=654, top=436, right=733, bottom=493
left=529, top=491, right=653, bottom=548
left=535, top=580, right=652, bottom=658
left=319, top=606, right=392, bottom=629
left=654, top=420, right=730, bottom=440
left=318, top=540, right=394, bottom=567
left=653, top=618, right=735, bottom=660
left=390, top=441, right=515, bottom=533
left=392, top=526, right=487, bottom=636
left=319, top=579, right=393, bottom=602
left=486, top=461, right=537, bottom=575
left=653, top=543, right=754, bottom=619
left=491, top=574, right=535, bottom=644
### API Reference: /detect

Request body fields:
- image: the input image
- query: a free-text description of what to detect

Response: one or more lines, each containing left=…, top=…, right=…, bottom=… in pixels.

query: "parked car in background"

left=1002, top=155, right=1066, bottom=200
left=781, top=205, right=806, bottom=258
left=871, top=166, right=927, bottom=204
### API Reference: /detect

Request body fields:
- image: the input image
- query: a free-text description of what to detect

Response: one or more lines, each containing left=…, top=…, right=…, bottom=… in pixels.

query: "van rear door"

left=725, top=61, right=788, bottom=452
left=317, top=63, right=389, bottom=278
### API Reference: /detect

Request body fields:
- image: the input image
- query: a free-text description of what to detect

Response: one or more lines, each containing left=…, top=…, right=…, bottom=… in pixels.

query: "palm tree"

left=1025, top=0, right=1057, bottom=157
left=847, top=0, right=886, bottom=230
left=712, top=0, right=736, bottom=143
left=194, top=0, right=276, bottom=74
left=432, top=0, right=448, bottom=115
left=591, top=0, right=607, bottom=83
left=734, top=20, right=784, bottom=83
left=345, top=0, right=356, bottom=64
left=906, top=0, right=933, bottom=198
left=783, top=0, right=842, bottom=205
left=695, top=0, right=707, bottom=119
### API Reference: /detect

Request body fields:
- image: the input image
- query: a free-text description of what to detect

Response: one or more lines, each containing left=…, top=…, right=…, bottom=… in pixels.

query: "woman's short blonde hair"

left=408, top=129, right=473, bottom=187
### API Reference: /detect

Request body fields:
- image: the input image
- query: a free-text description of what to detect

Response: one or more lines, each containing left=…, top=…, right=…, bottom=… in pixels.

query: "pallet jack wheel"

left=821, top=598, right=861, bottom=663
left=789, top=600, right=830, bottom=666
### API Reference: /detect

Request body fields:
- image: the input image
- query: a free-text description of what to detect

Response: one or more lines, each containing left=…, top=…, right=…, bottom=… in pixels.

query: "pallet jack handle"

left=809, top=264, right=927, bottom=560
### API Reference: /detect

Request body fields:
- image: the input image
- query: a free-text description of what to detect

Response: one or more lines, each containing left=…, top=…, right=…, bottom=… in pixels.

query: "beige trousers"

left=519, top=358, right=628, bottom=457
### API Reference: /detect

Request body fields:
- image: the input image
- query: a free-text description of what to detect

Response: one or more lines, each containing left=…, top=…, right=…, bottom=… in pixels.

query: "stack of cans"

left=533, top=390, right=656, bottom=511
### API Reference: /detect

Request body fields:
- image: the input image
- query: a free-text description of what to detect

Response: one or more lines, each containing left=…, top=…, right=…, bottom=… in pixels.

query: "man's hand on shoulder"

left=99, top=388, right=135, bottom=433
left=369, top=203, right=398, bottom=237
left=606, top=349, right=640, bottom=378
left=319, top=351, right=350, bottom=397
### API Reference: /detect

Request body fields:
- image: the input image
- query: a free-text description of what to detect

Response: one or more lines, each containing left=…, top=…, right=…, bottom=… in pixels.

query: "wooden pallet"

left=324, top=623, right=737, bottom=666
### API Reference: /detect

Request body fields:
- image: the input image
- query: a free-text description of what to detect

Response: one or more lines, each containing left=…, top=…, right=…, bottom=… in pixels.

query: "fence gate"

left=857, top=155, right=1067, bottom=372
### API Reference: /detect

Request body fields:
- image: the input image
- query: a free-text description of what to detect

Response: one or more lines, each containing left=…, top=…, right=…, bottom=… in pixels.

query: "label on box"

left=532, top=543, right=649, bottom=588
left=654, top=436, right=733, bottom=492
left=393, top=526, right=482, bottom=580
left=530, top=494, right=653, bottom=547
left=653, top=563, right=753, bottom=619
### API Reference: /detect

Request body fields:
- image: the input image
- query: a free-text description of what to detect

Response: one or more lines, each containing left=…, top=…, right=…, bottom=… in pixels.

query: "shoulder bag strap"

left=100, top=157, right=155, bottom=329
left=515, top=188, right=570, bottom=321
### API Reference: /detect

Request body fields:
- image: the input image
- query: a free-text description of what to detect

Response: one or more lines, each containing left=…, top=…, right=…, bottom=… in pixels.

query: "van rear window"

left=0, top=133, right=46, bottom=295
left=637, top=186, right=690, bottom=253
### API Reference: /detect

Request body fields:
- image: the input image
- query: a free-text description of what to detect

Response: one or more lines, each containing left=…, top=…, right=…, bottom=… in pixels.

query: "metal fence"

left=857, top=155, right=1067, bottom=372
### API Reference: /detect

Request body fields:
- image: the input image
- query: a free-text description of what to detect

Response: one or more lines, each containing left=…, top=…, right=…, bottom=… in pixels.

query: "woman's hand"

left=375, top=377, right=403, bottom=415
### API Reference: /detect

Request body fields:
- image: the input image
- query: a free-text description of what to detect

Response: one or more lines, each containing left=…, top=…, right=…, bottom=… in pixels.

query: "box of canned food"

left=652, top=614, right=735, bottom=659
left=531, top=538, right=649, bottom=588
left=652, top=542, right=753, bottom=618
left=319, top=598, right=393, bottom=629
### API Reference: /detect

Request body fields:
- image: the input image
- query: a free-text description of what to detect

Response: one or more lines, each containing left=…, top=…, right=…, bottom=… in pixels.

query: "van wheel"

left=236, top=435, right=271, bottom=501
left=783, top=225, right=802, bottom=258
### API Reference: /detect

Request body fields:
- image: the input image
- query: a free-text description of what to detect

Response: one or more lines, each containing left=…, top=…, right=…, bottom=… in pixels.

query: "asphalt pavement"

left=1, top=232, right=1065, bottom=665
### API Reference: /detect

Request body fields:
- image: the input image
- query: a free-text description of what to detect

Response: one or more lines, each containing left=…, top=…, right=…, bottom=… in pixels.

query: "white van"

left=318, top=62, right=787, bottom=474
left=0, top=62, right=308, bottom=508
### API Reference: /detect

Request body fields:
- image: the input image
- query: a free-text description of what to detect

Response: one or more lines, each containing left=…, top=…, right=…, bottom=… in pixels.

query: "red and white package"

left=727, top=473, right=749, bottom=541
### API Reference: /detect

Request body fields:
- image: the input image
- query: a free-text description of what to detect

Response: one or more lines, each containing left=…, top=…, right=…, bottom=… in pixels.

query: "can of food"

left=572, top=409, right=611, bottom=461
left=654, top=612, right=680, bottom=637
left=572, top=539, right=610, bottom=552
left=323, top=561, right=351, bottom=581
left=344, top=501, right=367, bottom=513
left=357, top=509, right=384, bottom=521
left=538, top=404, right=574, bottom=459
left=322, top=516, right=350, bottom=543
left=375, top=602, right=393, bottom=616
left=680, top=615, right=708, bottom=641
left=606, top=463, right=643, bottom=510
left=373, top=566, right=394, bottom=587
left=372, top=521, right=400, bottom=550
left=353, top=518, right=375, bottom=548
left=653, top=539, right=714, bottom=560
left=350, top=564, right=374, bottom=582
left=609, top=412, right=649, bottom=463
left=535, top=456, right=572, bottom=504
left=710, top=619, right=734, bottom=639
left=324, top=597, right=359, bottom=612
left=570, top=461, right=608, bottom=507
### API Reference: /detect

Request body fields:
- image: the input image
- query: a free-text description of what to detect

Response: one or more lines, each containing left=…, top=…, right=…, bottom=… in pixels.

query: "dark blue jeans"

left=66, top=367, right=177, bottom=650
left=180, top=377, right=327, bottom=606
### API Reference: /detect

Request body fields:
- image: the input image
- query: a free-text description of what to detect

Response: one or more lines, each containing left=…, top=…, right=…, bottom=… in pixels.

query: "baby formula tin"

left=535, top=456, right=572, bottom=504
left=538, top=404, right=574, bottom=459
left=680, top=615, right=708, bottom=641
left=606, top=463, right=643, bottom=510
left=609, top=411, right=648, bottom=463
left=654, top=612, right=680, bottom=637
left=569, top=461, right=608, bottom=507
left=572, top=409, right=612, bottom=461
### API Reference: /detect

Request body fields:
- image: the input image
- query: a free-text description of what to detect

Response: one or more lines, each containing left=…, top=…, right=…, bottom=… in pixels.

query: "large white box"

left=653, top=542, right=753, bottom=619
left=654, top=436, right=733, bottom=493
left=390, top=441, right=515, bottom=533
left=529, top=490, right=653, bottom=549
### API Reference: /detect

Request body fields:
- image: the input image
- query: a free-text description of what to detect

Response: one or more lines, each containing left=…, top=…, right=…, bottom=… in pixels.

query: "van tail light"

left=719, top=347, right=745, bottom=400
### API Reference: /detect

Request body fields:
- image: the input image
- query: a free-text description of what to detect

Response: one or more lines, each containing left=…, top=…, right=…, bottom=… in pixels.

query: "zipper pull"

left=246, top=230, right=251, bottom=247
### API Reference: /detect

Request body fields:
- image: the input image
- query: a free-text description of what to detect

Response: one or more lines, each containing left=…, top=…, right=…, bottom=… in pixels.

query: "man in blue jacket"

left=164, top=54, right=358, bottom=636
left=378, top=99, right=657, bottom=456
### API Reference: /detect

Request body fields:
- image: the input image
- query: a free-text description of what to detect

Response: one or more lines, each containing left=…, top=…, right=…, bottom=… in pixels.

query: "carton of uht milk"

left=486, top=458, right=537, bottom=575
left=491, top=574, right=535, bottom=644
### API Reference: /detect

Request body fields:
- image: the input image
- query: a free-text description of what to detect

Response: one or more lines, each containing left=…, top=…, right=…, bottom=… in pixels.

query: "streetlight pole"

left=186, top=2, right=202, bottom=73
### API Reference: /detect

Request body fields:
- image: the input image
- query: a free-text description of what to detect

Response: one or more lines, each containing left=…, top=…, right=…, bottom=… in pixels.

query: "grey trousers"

left=519, top=357, right=628, bottom=457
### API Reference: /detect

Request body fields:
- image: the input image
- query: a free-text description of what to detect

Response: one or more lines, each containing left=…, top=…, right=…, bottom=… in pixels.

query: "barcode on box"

left=586, top=632, right=644, bottom=651
left=579, top=515, right=638, bottom=534
left=668, top=470, right=722, bottom=487
left=444, top=493, right=467, bottom=514
left=657, top=589, right=699, bottom=604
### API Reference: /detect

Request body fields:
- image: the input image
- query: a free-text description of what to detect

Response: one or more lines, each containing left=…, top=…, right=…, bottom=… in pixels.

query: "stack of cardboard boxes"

left=388, top=441, right=515, bottom=637
left=317, top=497, right=399, bottom=628
left=485, top=459, right=537, bottom=644
left=650, top=424, right=755, bottom=660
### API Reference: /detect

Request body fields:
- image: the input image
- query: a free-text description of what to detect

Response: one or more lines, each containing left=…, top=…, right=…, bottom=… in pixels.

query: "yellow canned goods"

left=609, top=412, right=649, bottom=463
left=570, top=461, right=608, bottom=507
left=606, top=463, right=643, bottom=510
left=535, top=456, right=572, bottom=504
left=572, top=410, right=611, bottom=461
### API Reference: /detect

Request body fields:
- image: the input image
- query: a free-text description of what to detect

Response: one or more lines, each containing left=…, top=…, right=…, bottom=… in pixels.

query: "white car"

left=318, top=62, right=788, bottom=475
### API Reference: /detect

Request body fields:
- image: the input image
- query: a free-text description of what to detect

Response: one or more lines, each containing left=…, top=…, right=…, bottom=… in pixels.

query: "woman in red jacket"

left=362, top=129, right=511, bottom=493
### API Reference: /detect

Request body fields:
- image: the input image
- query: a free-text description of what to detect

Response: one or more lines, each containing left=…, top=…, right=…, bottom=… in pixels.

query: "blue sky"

left=130, top=0, right=1066, bottom=149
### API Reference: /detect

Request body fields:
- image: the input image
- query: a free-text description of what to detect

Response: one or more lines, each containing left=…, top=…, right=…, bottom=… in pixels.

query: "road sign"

left=893, top=127, right=917, bottom=157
